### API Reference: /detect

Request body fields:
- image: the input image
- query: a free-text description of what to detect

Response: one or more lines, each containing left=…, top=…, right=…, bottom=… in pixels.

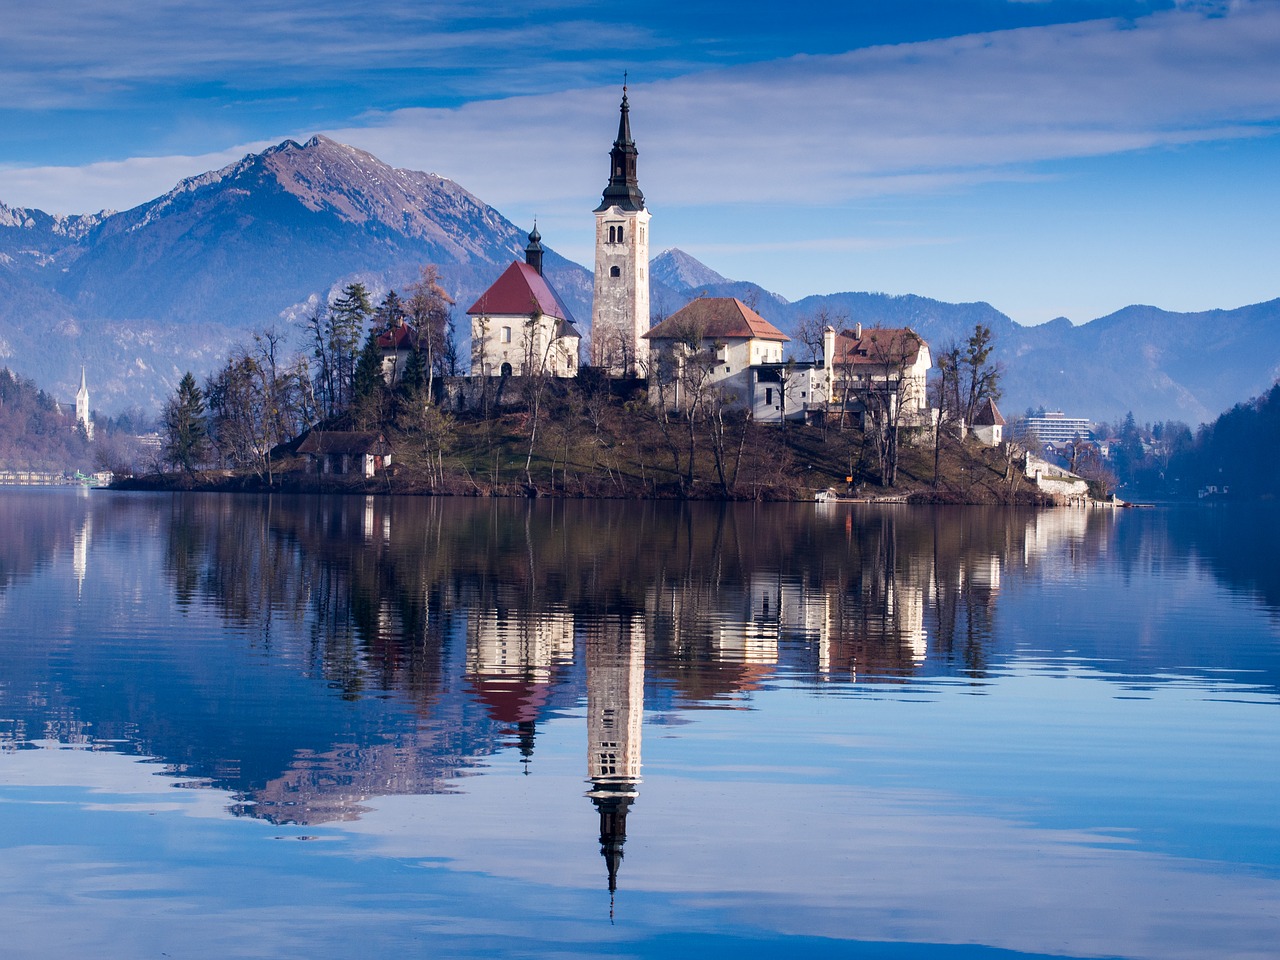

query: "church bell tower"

left=591, top=86, right=651, bottom=377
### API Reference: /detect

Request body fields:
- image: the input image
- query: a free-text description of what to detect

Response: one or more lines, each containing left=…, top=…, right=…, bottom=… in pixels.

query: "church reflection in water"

left=0, top=493, right=1133, bottom=895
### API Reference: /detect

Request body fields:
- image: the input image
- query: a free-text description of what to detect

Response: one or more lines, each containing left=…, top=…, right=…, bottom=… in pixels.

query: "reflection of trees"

left=7, top=492, right=1148, bottom=826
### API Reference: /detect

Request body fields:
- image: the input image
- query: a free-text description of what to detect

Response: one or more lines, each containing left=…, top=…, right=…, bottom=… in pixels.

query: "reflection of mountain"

left=3, top=494, right=1277, bottom=829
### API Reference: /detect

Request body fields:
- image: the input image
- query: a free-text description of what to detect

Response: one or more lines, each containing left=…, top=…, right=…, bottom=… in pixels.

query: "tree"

left=328, top=282, right=374, bottom=411
left=205, top=329, right=310, bottom=485
left=407, top=265, right=456, bottom=398
left=859, top=327, right=925, bottom=486
left=352, top=329, right=389, bottom=430
left=162, top=372, right=209, bottom=480
left=793, top=306, right=844, bottom=365
left=930, top=344, right=962, bottom=488
left=306, top=303, right=338, bottom=419
left=960, top=324, right=1002, bottom=426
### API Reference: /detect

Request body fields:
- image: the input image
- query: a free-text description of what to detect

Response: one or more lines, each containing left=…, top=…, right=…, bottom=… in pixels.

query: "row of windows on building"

left=604, top=224, right=646, bottom=244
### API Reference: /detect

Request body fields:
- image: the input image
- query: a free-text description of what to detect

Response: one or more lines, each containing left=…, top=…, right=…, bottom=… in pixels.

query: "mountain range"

left=1, top=135, right=1276, bottom=425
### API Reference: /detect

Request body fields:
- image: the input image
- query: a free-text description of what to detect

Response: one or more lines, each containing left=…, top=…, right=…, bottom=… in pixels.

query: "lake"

left=0, top=488, right=1277, bottom=959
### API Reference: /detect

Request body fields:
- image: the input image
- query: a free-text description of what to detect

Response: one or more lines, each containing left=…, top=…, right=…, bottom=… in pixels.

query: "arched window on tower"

left=610, top=266, right=620, bottom=278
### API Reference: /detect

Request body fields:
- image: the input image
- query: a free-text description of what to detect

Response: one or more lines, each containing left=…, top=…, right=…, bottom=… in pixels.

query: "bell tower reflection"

left=585, top=613, right=645, bottom=903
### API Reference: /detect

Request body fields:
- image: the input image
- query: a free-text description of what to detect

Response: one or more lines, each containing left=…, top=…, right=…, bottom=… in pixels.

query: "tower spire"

left=590, top=86, right=651, bottom=376
left=597, top=84, right=644, bottom=213
left=525, top=221, right=544, bottom=276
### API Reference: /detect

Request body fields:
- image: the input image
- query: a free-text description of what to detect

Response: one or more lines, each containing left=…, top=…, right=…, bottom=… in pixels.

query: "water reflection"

left=0, top=492, right=1277, bottom=837
left=2, top=490, right=1280, bottom=958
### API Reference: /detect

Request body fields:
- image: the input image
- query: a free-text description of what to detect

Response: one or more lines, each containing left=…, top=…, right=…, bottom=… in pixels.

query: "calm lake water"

left=0, top=488, right=1277, bottom=959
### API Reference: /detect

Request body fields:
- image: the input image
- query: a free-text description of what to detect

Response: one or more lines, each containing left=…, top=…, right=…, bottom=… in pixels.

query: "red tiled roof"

left=465, top=676, right=551, bottom=726
left=643, top=297, right=789, bottom=343
left=296, top=431, right=389, bottom=456
left=972, top=397, right=1005, bottom=426
left=832, top=327, right=926, bottom=367
left=466, top=261, right=579, bottom=337
left=376, top=322, right=416, bottom=350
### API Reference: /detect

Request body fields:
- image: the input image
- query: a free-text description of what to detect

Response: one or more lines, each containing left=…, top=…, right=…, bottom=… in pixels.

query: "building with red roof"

left=823, top=323, right=933, bottom=427
left=375, top=318, right=419, bottom=385
left=644, top=297, right=825, bottom=421
left=467, top=227, right=581, bottom=378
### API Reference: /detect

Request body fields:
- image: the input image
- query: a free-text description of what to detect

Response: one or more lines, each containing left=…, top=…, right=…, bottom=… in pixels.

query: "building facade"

left=1014, top=411, right=1093, bottom=445
left=644, top=297, right=801, bottom=417
left=468, top=227, right=582, bottom=378
left=825, top=324, right=933, bottom=428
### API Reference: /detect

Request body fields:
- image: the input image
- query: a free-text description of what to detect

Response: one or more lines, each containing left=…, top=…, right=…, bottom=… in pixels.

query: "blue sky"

left=1, top=0, right=1278, bottom=324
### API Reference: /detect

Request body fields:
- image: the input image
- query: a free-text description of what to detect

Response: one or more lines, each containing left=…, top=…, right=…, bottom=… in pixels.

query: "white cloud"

left=2, top=0, right=1278, bottom=316
left=0, top=143, right=278, bottom=215
left=326, top=2, right=1280, bottom=211
left=0, top=1, right=661, bottom=109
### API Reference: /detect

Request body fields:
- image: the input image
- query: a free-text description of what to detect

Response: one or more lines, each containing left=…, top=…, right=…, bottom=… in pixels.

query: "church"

left=466, top=226, right=582, bottom=378
left=466, top=87, right=652, bottom=382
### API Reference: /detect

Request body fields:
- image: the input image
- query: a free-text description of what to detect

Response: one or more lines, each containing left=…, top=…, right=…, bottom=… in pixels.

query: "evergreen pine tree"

left=162, top=371, right=209, bottom=479
left=328, top=282, right=373, bottom=409
left=352, top=330, right=387, bottom=430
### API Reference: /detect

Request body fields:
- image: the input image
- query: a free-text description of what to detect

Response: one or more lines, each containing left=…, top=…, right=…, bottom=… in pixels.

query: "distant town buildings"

left=1014, top=411, right=1093, bottom=445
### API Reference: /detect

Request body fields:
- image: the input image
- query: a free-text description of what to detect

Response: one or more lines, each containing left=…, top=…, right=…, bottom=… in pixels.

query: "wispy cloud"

left=0, top=1, right=664, bottom=109
left=0, top=145, right=278, bottom=215
left=329, top=2, right=1280, bottom=208
left=3, top=2, right=1278, bottom=221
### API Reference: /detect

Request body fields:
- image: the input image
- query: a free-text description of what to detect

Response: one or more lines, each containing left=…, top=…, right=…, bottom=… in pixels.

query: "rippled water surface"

left=1, top=489, right=1277, bottom=959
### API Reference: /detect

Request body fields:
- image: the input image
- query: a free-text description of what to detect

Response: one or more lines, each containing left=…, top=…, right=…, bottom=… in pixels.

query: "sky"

left=1, top=0, right=1278, bottom=325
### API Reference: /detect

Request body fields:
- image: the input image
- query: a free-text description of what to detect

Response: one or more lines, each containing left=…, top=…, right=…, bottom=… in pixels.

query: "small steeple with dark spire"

left=596, top=84, right=645, bottom=213
left=524, top=223, right=544, bottom=276
left=590, top=787, right=635, bottom=919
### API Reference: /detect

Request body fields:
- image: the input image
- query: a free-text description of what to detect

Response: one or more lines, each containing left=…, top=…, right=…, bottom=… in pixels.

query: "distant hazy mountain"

left=0, top=136, right=590, bottom=411
left=1, top=139, right=1275, bottom=424
left=649, top=247, right=788, bottom=320
left=652, top=250, right=1280, bottom=426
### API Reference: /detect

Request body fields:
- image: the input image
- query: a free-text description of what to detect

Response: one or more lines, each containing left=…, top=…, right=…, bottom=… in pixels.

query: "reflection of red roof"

left=465, top=676, right=551, bottom=725
left=466, top=262, right=579, bottom=336
left=376, top=323, right=416, bottom=350
left=833, top=327, right=925, bottom=367
left=644, top=297, right=789, bottom=343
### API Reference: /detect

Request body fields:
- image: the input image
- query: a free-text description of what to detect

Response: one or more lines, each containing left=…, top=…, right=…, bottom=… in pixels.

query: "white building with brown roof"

left=824, top=323, right=932, bottom=428
left=971, top=397, right=1006, bottom=446
left=643, top=297, right=824, bottom=420
left=467, top=227, right=582, bottom=378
